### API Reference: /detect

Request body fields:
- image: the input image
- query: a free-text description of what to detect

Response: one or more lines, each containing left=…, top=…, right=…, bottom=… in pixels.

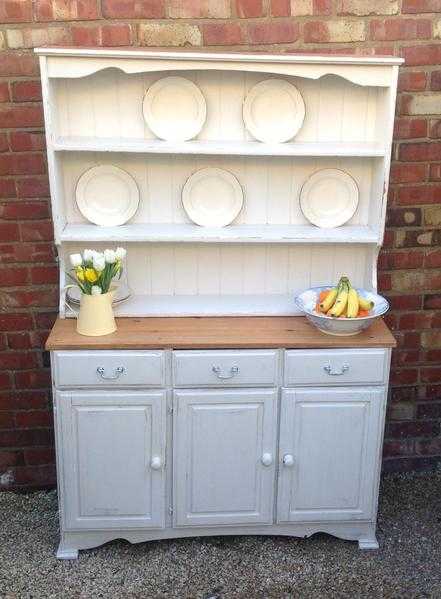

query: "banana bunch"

left=317, top=276, right=374, bottom=319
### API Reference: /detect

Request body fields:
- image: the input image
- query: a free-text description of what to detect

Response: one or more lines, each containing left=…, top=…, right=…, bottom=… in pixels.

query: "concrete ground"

left=0, top=471, right=440, bottom=599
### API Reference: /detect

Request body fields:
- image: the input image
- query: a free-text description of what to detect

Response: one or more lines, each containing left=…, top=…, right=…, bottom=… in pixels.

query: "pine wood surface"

left=46, top=316, right=396, bottom=350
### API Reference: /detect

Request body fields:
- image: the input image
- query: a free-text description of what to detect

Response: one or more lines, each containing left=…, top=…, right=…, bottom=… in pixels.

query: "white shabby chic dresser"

left=38, top=48, right=400, bottom=558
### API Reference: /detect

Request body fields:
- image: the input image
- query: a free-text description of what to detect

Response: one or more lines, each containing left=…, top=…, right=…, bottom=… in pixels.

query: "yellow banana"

left=329, top=280, right=349, bottom=317
left=319, top=287, right=338, bottom=312
left=346, top=287, right=359, bottom=318
left=358, top=294, right=374, bottom=311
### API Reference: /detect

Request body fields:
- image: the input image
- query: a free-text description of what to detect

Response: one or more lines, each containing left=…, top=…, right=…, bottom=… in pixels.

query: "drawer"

left=172, top=350, right=279, bottom=387
left=53, top=350, right=165, bottom=388
left=284, top=349, right=388, bottom=386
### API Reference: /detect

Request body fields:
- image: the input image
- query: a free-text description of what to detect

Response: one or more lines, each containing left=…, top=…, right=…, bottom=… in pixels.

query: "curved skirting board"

left=57, top=522, right=379, bottom=559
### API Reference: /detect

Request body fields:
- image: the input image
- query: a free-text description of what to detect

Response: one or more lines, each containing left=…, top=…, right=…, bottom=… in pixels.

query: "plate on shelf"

left=182, top=168, right=244, bottom=227
left=143, top=76, right=207, bottom=142
left=66, top=283, right=131, bottom=306
left=76, top=165, right=140, bottom=227
left=299, top=168, right=359, bottom=229
left=243, top=79, right=305, bottom=143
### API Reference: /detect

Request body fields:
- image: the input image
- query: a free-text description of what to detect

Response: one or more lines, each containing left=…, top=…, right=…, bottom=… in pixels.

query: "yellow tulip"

left=84, top=268, right=99, bottom=283
left=75, top=267, right=85, bottom=282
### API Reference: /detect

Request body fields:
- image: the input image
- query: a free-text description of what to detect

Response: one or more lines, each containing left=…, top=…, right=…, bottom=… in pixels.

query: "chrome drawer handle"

left=96, top=366, right=125, bottom=380
left=323, top=363, right=349, bottom=376
left=212, top=365, right=240, bottom=380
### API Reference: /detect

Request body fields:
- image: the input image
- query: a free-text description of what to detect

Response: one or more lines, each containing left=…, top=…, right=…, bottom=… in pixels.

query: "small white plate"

left=243, top=79, right=305, bottom=143
left=300, top=169, right=359, bottom=229
left=182, top=168, right=244, bottom=228
left=76, top=165, right=139, bottom=227
left=143, top=76, right=207, bottom=142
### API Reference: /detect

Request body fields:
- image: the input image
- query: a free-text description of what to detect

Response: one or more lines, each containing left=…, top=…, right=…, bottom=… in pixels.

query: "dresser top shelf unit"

left=37, top=47, right=400, bottom=318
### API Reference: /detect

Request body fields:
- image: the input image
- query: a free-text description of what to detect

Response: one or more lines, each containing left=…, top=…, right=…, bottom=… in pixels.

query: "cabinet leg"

left=56, top=542, right=79, bottom=560
left=358, top=538, right=379, bottom=550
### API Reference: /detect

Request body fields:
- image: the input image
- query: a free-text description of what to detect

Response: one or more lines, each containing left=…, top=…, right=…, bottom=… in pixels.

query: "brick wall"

left=0, top=0, right=440, bottom=489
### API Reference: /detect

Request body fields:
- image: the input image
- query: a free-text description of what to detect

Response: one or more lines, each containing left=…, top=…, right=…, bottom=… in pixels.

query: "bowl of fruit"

left=295, top=276, right=389, bottom=336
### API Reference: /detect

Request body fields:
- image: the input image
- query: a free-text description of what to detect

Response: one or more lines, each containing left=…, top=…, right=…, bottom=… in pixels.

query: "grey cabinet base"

left=57, top=522, right=379, bottom=559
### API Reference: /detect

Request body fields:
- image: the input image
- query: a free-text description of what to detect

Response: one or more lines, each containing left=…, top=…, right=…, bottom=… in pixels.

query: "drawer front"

left=172, top=350, right=279, bottom=387
left=284, top=349, right=388, bottom=386
left=53, top=351, right=165, bottom=388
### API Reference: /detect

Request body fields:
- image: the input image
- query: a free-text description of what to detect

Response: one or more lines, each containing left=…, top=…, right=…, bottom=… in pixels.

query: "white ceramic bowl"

left=295, top=286, right=389, bottom=336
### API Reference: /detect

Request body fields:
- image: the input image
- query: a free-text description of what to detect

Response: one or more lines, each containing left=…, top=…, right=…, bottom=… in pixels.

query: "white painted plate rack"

left=36, top=48, right=402, bottom=318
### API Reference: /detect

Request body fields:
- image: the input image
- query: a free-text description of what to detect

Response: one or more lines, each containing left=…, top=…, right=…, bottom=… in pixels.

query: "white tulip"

left=104, top=249, right=117, bottom=264
left=83, top=249, right=95, bottom=262
left=115, top=247, right=127, bottom=260
left=92, top=253, right=106, bottom=272
left=91, top=285, right=102, bottom=295
left=69, top=253, right=82, bottom=267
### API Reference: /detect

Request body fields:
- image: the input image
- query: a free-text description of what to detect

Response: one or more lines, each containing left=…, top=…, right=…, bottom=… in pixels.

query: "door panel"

left=277, top=387, right=384, bottom=523
left=58, top=390, right=166, bottom=530
left=173, top=388, right=277, bottom=527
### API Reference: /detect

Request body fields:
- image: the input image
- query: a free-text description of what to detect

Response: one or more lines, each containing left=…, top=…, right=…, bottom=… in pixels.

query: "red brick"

left=429, top=120, right=441, bottom=138
left=402, top=44, right=441, bottom=66
left=16, top=177, right=50, bottom=198
left=30, top=265, right=58, bottom=284
left=424, top=293, right=441, bottom=309
left=24, top=447, right=54, bottom=465
left=0, top=54, right=39, bottom=77
left=399, top=312, right=434, bottom=330
left=0, top=0, right=32, bottom=22
left=371, top=18, right=431, bottom=41
left=402, top=0, right=441, bottom=12
left=380, top=250, right=424, bottom=270
left=399, top=142, right=441, bottom=161
left=421, top=367, right=441, bottom=383
left=7, top=287, right=58, bottom=308
left=390, top=163, right=427, bottom=184
left=236, top=0, right=263, bottom=17
left=0, top=242, right=54, bottom=263
left=0, top=223, right=20, bottom=242
left=426, top=249, right=441, bottom=268
left=9, top=132, right=45, bottom=152
left=0, top=390, right=48, bottom=411
left=270, top=0, right=289, bottom=15
left=14, top=464, right=56, bottom=487
left=7, top=332, right=40, bottom=350
left=0, top=267, right=29, bottom=287
left=0, top=413, right=15, bottom=430
left=0, top=451, right=24, bottom=468
left=397, top=185, right=441, bottom=206
left=71, top=24, right=132, bottom=47
left=0, top=313, right=32, bottom=331
left=0, top=201, right=50, bottom=220
left=34, top=312, right=57, bottom=329
left=34, top=0, right=99, bottom=21
left=386, top=420, right=439, bottom=438
left=0, top=83, right=11, bottom=103
left=0, top=428, right=53, bottom=448
left=418, top=401, right=441, bottom=419
left=424, top=349, right=441, bottom=362
left=20, top=220, right=53, bottom=241
left=11, top=81, right=42, bottom=103
left=0, top=351, right=39, bottom=370
left=15, top=410, right=52, bottom=429
left=387, top=207, right=422, bottom=227
left=15, top=369, right=51, bottom=389
left=429, top=164, right=441, bottom=181
left=102, top=0, right=165, bottom=18
left=398, top=71, right=427, bottom=92
left=389, top=295, right=423, bottom=311
left=247, top=21, right=299, bottom=44
left=0, top=105, right=44, bottom=129
left=0, top=154, right=45, bottom=176
left=383, top=440, right=415, bottom=457
left=0, top=133, right=9, bottom=153
left=203, top=23, right=244, bottom=45
left=394, top=118, right=427, bottom=139
left=0, top=180, right=16, bottom=199
left=415, top=438, right=441, bottom=456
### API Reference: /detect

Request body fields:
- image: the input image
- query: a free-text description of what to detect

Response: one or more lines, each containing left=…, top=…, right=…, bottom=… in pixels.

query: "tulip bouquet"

left=68, top=247, right=127, bottom=295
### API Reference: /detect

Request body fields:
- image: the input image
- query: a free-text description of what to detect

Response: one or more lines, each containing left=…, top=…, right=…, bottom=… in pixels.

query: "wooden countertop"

left=45, top=316, right=396, bottom=350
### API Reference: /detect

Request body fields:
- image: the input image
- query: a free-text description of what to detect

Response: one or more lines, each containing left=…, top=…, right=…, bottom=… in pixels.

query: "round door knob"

left=283, top=454, right=295, bottom=467
left=261, top=453, right=273, bottom=467
left=151, top=456, right=162, bottom=470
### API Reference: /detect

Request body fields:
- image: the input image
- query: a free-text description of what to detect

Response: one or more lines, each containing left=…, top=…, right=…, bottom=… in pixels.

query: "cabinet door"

left=277, top=387, right=384, bottom=523
left=58, top=390, right=166, bottom=530
left=173, top=389, right=277, bottom=527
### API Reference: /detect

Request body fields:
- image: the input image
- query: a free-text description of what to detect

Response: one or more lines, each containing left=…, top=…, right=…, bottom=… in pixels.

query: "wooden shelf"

left=61, top=223, right=379, bottom=244
left=53, top=137, right=386, bottom=158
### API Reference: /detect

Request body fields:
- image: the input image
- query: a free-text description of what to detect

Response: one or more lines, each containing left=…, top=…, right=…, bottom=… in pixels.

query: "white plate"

left=300, top=169, right=359, bottom=229
left=143, top=76, right=207, bottom=142
left=66, top=284, right=131, bottom=306
left=76, top=165, right=139, bottom=227
left=182, top=168, right=244, bottom=228
left=243, top=79, right=305, bottom=143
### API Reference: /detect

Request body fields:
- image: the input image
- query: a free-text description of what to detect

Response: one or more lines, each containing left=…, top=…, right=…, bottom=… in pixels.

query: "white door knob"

left=151, top=456, right=162, bottom=470
left=283, top=454, right=294, bottom=467
left=261, top=453, right=273, bottom=466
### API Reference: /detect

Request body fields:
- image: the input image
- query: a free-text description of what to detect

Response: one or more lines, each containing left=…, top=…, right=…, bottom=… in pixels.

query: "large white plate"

left=76, top=165, right=139, bottom=226
left=300, top=169, right=359, bottom=229
left=182, top=168, right=244, bottom=228
left=243, top=79, right=305, bottom=143
left=66, top=284, right=131, bottom=306
left=143, top=76, right=207, bottom=142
